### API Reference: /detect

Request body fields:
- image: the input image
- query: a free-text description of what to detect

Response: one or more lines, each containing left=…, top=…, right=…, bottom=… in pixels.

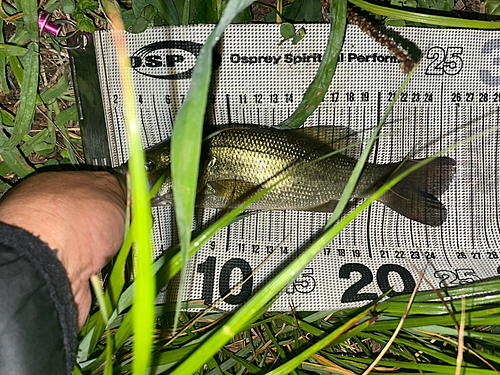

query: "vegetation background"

left=1, top=0, right=500, bottom=374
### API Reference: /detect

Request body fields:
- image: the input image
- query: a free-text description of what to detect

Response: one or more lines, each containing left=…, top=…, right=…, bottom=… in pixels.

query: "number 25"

left=425, top=46, right=463, bottom=76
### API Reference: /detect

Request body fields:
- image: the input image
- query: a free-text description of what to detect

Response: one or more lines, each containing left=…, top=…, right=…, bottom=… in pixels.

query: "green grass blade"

left=376, top=295, right=500, bottom=315
left=19, top=0, right=38, bottom=40
left=276, top=0, right=346, bottom=129
left=101, top=3, right=155, bottom=371
left=1, top=110, right=14, bottom=127
left=8, top=56, right=24, bottom=85
left=128, top=117, right=154, bottom=371
left=262, top=323, right=287, bottom=360
left=170, top=0, right=256, bottom=332
left=329, top=356, right=495, bottom=374
left=0, top=127, right=34, bottom=177
left=0, top=44, right=27, bottom=57
left=358, top=332, right=459, bottom=365
left=54, top=105, right=80, bottom=165
left=0, top=20, right=8, bottom=93
left=6, top=55, right=45, bottom=108
left=81, top=174, right=169, bottom=367
left=89, top=276, right=113, bottom=375
left=19, top=128, right=50, bottom=155
left=413, top=325, right=500, bottom=342
left=150, top=0, right=180, bottom=25
left=1, top=44, right=38, bottom=151
left=366, top=312, right=500, bottom=331
left=219, top=347, right=261, bottom=374
left=0, top=52, right=8, bottom=93
left=83, top=313, right=132, bottom=371
left=350, top=0, right=500, bottom=29
left=182, top=0, right=191, bottom=24
left=40, top=74, right=69, bottom=104
left=0, top=160, right=12, bottom=177
left=277, top=315, right=325, bottom=336
left=81, top=231, right=133, bottom=357
left=326, top=65, right=416, bottom=228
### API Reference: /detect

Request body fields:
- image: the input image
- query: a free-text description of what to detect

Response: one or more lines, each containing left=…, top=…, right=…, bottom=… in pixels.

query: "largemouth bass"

left=140, top=126, right=456, bottom=227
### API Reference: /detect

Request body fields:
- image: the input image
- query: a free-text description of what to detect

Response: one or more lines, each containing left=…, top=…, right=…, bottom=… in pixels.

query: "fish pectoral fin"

left=208, top=179, right=259, bottom=202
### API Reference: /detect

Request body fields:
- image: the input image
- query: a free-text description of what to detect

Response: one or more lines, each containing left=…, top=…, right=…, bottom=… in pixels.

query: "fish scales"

left=203, top=128, right=393, bottom=210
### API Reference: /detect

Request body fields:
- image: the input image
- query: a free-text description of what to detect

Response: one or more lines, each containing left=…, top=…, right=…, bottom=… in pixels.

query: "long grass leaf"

left=350, top=0, right=500, bottom=28
left=276, top=0, right=346, bottom=129
left=7, top=55, right=43, bottom=107
left=375, top=295, right=500, bottom=315
left=0, top=20, right=8, bottom=92
left=385, top=278, right=500, bottom=303
left=104, top=2, right=155, bottom=372
left=83, top=313, right=134, bottom=371
left=365, top=312, right=500, bottom=331
left=0, top=160, right=12, bottom=177
left=19, top=128, right=50, bottom=155
left=19, top=0, right=37, bottom=40
left=54, top=105, right=80, bottom=165
left=170, top=0, right=256, bottom=333
left=0, top=128, right=34, bottom=177
left=1, top=43, right=38, bottom=151
left=327, top=65, right=416, bottom=228
left=150, top=0, right=180, bottom=25
left=0, top=43, right=27, bottom=57
left=40, top=74, right=69, bottom=104
left=412, top=325, right=500, bottom=342
left=8, top=56, right=24, bottom=84
left=182, top=0, right=191, bottom=24
left=219, top=347, right=261, bottom=374
left=89, top=276, right=113, bottom=375
left=0, top=110, right=14, bottom=126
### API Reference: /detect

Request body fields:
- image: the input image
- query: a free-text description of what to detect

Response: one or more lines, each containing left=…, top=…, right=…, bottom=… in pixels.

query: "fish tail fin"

left=378, top=157, right=456, bottom=226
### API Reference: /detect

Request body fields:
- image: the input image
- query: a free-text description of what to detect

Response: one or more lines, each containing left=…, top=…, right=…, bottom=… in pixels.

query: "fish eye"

left=145, top=159, right=156, bottom=172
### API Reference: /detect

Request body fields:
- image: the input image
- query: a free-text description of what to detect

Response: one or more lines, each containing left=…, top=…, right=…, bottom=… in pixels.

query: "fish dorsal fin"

left=289, top=126, right=362, bottom=153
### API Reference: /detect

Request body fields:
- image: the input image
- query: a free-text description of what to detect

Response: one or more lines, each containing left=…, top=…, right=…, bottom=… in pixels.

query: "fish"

left=140, top=125, right=456, bottom=227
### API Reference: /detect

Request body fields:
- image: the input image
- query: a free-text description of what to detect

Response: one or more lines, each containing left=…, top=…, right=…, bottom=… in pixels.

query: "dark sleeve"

left=0, top=223, right=78, bottom=375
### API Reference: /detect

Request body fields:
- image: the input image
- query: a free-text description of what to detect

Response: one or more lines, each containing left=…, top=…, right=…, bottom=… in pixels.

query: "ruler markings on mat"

left=88, top=24, right=500, bottom=310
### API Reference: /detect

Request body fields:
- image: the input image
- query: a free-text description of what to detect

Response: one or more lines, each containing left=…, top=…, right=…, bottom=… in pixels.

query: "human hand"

left=0, top=171, right=127, bottom=329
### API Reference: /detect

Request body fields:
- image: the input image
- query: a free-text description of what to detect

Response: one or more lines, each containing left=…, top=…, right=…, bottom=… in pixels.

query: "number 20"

left=339, top=263, right=416, bottom=303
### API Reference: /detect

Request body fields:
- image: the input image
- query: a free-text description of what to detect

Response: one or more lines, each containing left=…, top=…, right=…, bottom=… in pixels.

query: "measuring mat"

left=76, top=24, right=500, bottom=310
